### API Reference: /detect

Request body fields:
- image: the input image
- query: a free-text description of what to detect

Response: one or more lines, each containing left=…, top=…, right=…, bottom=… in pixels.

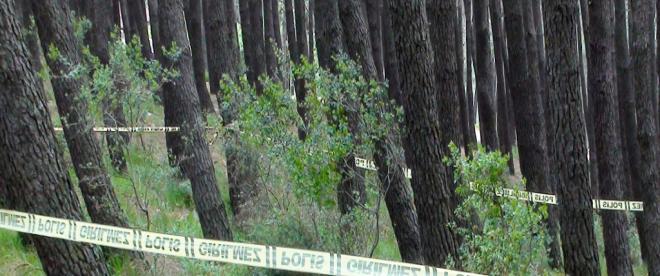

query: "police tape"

left=355, top=157, right=644, bottom=212
left=0, top=209, right=481, bottom=276
left=52, top=126, right=213, bottom=132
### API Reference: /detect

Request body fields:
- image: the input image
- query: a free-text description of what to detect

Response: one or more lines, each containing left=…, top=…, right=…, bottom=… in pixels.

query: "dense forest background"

left=0, top=0, right=659, bottom=275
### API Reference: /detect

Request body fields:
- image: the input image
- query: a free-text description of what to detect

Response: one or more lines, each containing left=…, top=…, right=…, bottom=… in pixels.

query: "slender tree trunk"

left=185, top=0, right=215, bottom=114
left=456, top=0, right=472, bottom=153
left=464, top=0, right=478, bottom=148
left=588, top=1, right=634, bottom=275
left=159, top=0, right=233, bottom=240
left=307, top=0, right=315, bottom=60
left=388, top=0, right=460, bottom=266
left=490, top=0, right=514, bottom=173
left=263, top=0, right=278, bottom=78
left=271, top=0, right=282, bottom=49
left=473, top=0, right=499, bottom=150
left=544, top=0, right=601, bottom=274
left=285, top=0, right=308, bottom=139
left=126, top=0, right=153, bottom=59
left=631, top=0, right=660, bottom=273
left=428, top=0, right=462, bottom=154
left=239, top=0, right=267, bottom=92
left=366, top=0, right=385, bottom=81
left=89, top=0, right=131, bottom=173
left=148, top=0, right=161, bottom=59
left=615, top=0, right=651, bottom=264
left=0, top=2, right=109, bottom=274
left=32, top=0, right=133, bottom=238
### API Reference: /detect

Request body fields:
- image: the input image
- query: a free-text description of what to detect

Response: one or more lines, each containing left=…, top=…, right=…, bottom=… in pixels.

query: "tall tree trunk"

left=307, top=0, right=315, bottom=60
left=263, top=0, right=278, bottom=78
left=588, top=1, right=634, bottom=275
left=204, top=0, right=259, bottom=217
left=543, top=0, right=601, bottom=274
left=126, top=0, right=153, bottom=59
left=464, top=0, right=478, bottom=149
left=0, top=1, right=109, bottom=273
left=271, top=0, right=282, bottom=49
left=615, top=0, right=651, bottom=264
left=490, top=0, right=514, bottom=173
left=159, top=0, right=233, bottom=240
left=239, top=0, right=267, bottom=92
left=32, top=0, right=133, bottom=239
left=380, top=4, right=425, bottom=263
left=366, top=0, right=385, bottom=82
left=631, top=0, right=660, bottom=273
left=456, top=0, right=472, bottom=153
left=428, top=0, right=462, bottom=154
left=90, top=0, right=130, bottom=173
left=148, top=0, right=161, bottom=59
left=336, top=0, right=368, bottom=217
left=522, top=0, right=563, bottom=267
left=185, top=0, right=215, bottom=114
left=474, top=0, right=499, bottom=151
left=388, top=0, right=460, bottom=266
left=285, top=0, right=308, bottom=139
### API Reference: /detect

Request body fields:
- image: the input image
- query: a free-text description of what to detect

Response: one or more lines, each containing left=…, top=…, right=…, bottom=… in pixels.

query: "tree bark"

left=474, top=0, right=499, bottom=151
left=490, top=0, right=514, bottom=173
left=388, top=0, right=460, bottom=266
left=263, top=0, right=278, bottom=78
left=631, top=0, right=660, bottom=273
left=366, top=0, right=385, bottom=82
left=89, top=0, right=131, bottom=173
left=126, top=0, right=153, bottom=59
left=307, top=0, right=315, bottom=60
left=271, top=0, right=282, bottom=49
left=0, top=1, right=109, bottom=274
left=464, top=0, right=478, bottom=149
left=588, top=1, right=634, bottom=275
left=185, top=0, right=215, bottom=114
left=148, top=0, right=161, bottom=59
left=285, top=0, right=308, bottom=139
left=543, top=0, right=601, bottom=274
left=32, top=0, right=133, bottom=237
left=615, top=0, right=651, bottom=264
left=239, top=0, right=267, bottom=92
left=159, top=0, right=233, bottom=240
left=456, top=0, right=472, bottom=153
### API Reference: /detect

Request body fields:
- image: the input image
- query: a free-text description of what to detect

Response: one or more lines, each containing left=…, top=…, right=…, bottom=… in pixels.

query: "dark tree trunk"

left=120, top=0, right=131, bottom=40
left=159, top=0, right=233, bottom=240
left=615, top=0, right=650, bottom=264
left=380, top=4, right=425, bottom=264
left=204, top=0, right=259, bottom=217
left=32, top=0, right=133, bottom=236
left=126, top=0, right=153, bottom=59
left=543, top=0, right=601, bottom=274
left=631, top=0, right=660, bottom=273
left=148, top=0, right=161, bottom=59
left=474, top=0, right=499, bottom=151
left=588, top=1, right=634, bottom=275
left=0, top=1, right=109, bottom=274
left=464, top=0, right=478, bottom=149
left=263, top=0, right=278, bottom=78
left=89, top=0, right=130, bottom=173
left=388, top=0, right=460, bottom=266
left=456, top=0, right=472, bottom=153
left=239, top=0, right=267, bottom=92
left=271, top=0, right=282, bottom=49
left=185, top=0, right=215, bottom=114
left=14, top=0, right=43, bottom=76
left=307, top=0, right=315, bottom=60
left=366, top=0, right=384, bottom=82
left=285, top=0, right=308, bottom=139
left=427, top=0, right=462, bottom=153
left=336, top=0, right=369, bottom=216
left=521, top=0, right=562, bottom=268
left=490, top=0, right=514, bottom=173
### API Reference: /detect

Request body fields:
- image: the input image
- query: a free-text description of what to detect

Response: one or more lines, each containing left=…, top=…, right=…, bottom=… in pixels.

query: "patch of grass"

left=0, top=230, right=44, bottom=276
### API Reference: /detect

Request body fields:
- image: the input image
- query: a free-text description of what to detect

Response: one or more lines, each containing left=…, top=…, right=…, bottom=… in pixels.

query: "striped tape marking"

left=0, top=209, right=481, bottom=276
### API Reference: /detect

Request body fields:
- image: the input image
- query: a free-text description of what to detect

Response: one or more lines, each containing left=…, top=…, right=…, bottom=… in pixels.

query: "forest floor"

left=0, top=88, right=649, bottom=275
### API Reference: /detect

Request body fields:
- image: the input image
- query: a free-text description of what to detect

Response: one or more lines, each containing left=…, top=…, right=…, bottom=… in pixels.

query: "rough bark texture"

left=631, top=0, right=660, bottom=273
left=456, top=0, right=472, bottom=153
left=615, top=0, right=650, bottom=264
left=185, top=0, right=214, bottom=114
left=148, top=0, right=161, bottom=59
left=159, top=0, right=233, bottom=240
left=464, top=0, right=478, bottom=149
left=263, top=0, right=278, bottom=78
left=271, top=0, right=282, bottom=49
left=89, top=0, right=130, bottom=173
left=285, top=0, right=308, bottom=139
left=588, top=1, right=634, bottom=275
left=239, top=0, right=267, bottom=92
left=366, top=0, right=385, bottom=81
left=126, top=0, right=153, bottom=59
left=427, top=0, right=462, bottom=153
left=544, top=0, right=601, bottom=274
left=204, top=0, right=259, bottom=217
left=32, top=0, right=132, bottom=234
left=336, top=0, right=368, bottom=216
left=474, top=0, right=499, bottom=150
left=388, top=0, right=460, bottom=266
left=490, top=0, right=514, bottom=173
left=0, top=1, right=109, bottom=274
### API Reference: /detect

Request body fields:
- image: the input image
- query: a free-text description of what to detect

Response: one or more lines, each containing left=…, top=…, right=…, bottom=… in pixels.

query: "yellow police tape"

left=0, top=209, right=481, bottom=276
left=354, top=157, right=644, bottom=212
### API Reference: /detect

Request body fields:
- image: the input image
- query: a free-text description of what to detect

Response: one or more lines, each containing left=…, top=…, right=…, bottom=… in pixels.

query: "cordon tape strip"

left=0, top=209, right=481, bottom=276
left=355, top=157, right=644, bottom=212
